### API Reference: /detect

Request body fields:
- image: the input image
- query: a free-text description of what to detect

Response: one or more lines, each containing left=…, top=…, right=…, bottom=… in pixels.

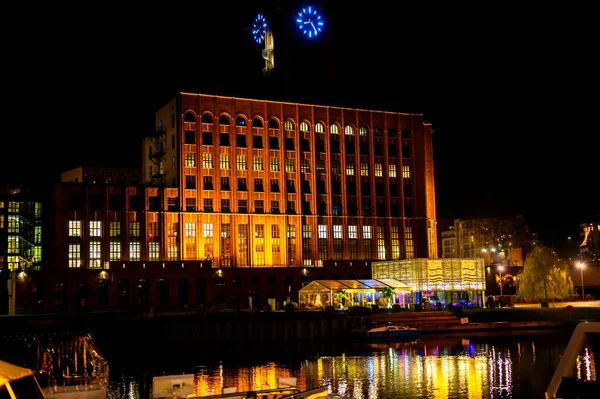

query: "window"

left=235, top=116, right=247, bottom=126
left=316, top=159, right=325, bottom=174
left=90, top=221, right=102, bottom=237
left=238, top=199, right=248, bottom=213
left=374, top=127, right=383, bottom=137
left=285, top=138, right=295, bottom=151
left=185, top=152, right=196, bottom=167
left=315, top=139, right=325, bottom=152
left=220, top=154, right=230, bottom=169
left=346, top=162, right=355, bottom=176
left=375, top=163, right=383, bottom=177
left=237, top=178, right=247, bottom=191
left=360, top=162, right=369, bottom=176
left=270, top=179, right=280, bottom=192
left=202, top=114, right=213, bottom=124
left=359, top=126, right=368, bottom=136
left=389, top=164, right=397, bottom=178
left=202, top=131, right=213, bottom=145
left=268, top=119, right=279, bottom=129
left=301, top=158, right=310, bottom=173
left=202, top=153, right=213, bottom=168
left=220, top=176, right=230, bottom=190
left=236, top=155, right=247, bottom=170
left=129, top=242, right=141, bottom=261
left=184, top=130, right=195, bottom=144
left=269, top=157, right=279, bottom=171
left=299, top=121, right=309, bottom=132
left=269, top=136, right=279, bottom=149
left=315, top=122, right=324, bottom=133
left=254, top=178, right=264, bottom=192
left=252, top=117, right=263, bottom=127
left=110, top=221, right=120, bottom=237
left=219, top=115, right=230, bottom=125
left=185, top=222, right=196, bottom=237
left=149, top=242, right=160, bottom=261
left=185, top=197, right=196, bottom=212
left=405, top=226, right=414, bottom=259
left=332, top=160, right=343, bottom=175
left=284, top=120, right=295, bottom=131
left=203, top=198, right=213, bottom=212
left=203, top=176, right=213, bottom=190
left=391, top=226, right=400, bottom=259
left=220, top=133, right=230, bottom=146
left=253, top=156, right=263, bottom=171
left=332, top=203, right=342, bottom=216
left=271, top=200, right=280, bottom=213
left=402, top=165, right=411, bottom=178
left=185, top=175, right=196, bottom=189
left=344, top=125, right=354, bottom=135
left=236, top=134, right=247, bottom=147
left=362, top=204, right=371, bottom=216
left=204, top=223, right=213, bottom=238
left=255, top=200, right=264, bottom=213
left=285, top=158, right=295, bottom=172
left=69, top=243, right=81, bottom=268
left=330, top=124, right=339, bottom=134
left=110, top=241, right=121, bottom=261
left=69, top=220, right=81, bottom=237
left=253, top=135, right=263, bottom=148
left=221, top=199, right=231, bottom=212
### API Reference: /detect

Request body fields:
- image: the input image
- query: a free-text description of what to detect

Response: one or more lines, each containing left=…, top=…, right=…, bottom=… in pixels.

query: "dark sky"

left=3, top=2, right=598, bottom=249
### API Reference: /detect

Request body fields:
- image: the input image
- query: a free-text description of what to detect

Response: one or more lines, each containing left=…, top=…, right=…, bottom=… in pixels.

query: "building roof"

left=299, top=279, right=413, bottom=293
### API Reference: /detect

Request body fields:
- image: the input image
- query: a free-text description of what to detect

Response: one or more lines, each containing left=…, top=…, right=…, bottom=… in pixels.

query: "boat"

left=1, top=333, right=108, bottom=399
left=151, top=375, right=349, bottom=398
left=364, top=323, right=422, bottom=340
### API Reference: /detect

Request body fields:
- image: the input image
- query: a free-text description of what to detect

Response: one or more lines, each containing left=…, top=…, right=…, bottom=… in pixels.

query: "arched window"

left=330, top=124, right=340, bottom=134
left=374, top=126, right=383, bottom=137
left=387, top=127, right=397, bottom=137
left=184, top=112, right=195, bottom=122
left=315, top=123, right=325, bottom=133
left=402, top=128, right=411, bottom=139
left=137, top=278, right=150, bottom=309
left=97, top=279, right=110, bottom=306
left=252, top=117, right=263, bottom=128
left=235, top=116, right=247, bottom=126
left=118, top=278, right=130, bottom=308
left=284, top=120, right=295, bottom=131
left=268, top=119, right=279, bottom=129
left=219, top=115, right=230, bottom=126
left=359, top=126, right=368, bottom=136
left=300, top=121, right=310, bottom=132
left=177, top=277, right=189, bottom=306
left=344, top=125, right=354, bottom=136
left=158, top=278, right=169, bottom=306
left=202, top=114, right=213, bottom=124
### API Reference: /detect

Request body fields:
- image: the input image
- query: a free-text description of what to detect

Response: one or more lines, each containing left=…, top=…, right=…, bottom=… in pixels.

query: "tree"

left=381, top=287, right=395, bottom=308
left=334, top=289, right=349, bottom=308
left=517, top=245, right=573, bottom=303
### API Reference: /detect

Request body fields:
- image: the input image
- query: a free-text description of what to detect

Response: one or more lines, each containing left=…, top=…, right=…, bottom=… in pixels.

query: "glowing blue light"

left=295, top=5, right=324, bottom=39
left=252, top=14, right=267, bottom=44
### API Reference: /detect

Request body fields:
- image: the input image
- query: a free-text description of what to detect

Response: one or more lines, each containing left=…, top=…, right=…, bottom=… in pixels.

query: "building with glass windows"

left=6, top=93, right=439, bottom=313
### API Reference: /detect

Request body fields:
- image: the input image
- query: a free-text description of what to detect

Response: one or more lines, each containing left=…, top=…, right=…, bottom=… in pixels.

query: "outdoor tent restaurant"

left=298, top=279, right=414, bottom=310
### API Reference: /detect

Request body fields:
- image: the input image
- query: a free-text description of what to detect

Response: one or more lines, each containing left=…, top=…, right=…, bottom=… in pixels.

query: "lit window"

left=375, top=163, right=383, bottom=177
left=284, top=120, right=295, bottom=131
left=318, top=224, right=327, bottom=239
left=360, top=162, right=369, bottom=176
left=359, top=126, right=368, bottom=136
left=299, top=121, right=309, bottom=132
left=185, top=152, right=196, bottom=167
left=315, top=123, right=324, bottom=133
left=90, top=221, right=102, bottom=237
left=389, top=164, right=397, bottom=178
left=202, top=153, right=213, bottom=168
left=220, top=154, right=230, bottom=169
left=330, top=124, right=339, bottom=134
left=69, top=220, right=81, bottom=237
left=344, top=125, right=354, bottom=135
left=204, top=223, right=213, bottom=238
left=185, top=223, right=196, bottom=237
left=402, top=165, right=411, bottom=179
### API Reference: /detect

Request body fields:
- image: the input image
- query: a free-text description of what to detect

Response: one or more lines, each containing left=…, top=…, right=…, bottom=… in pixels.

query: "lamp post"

left=579, top=262, right=585, bottom=301
left=498, top=265, right=504, bottom=296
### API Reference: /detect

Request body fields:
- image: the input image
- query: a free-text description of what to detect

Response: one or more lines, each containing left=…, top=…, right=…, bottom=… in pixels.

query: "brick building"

left=8, top=93, right=438, bottom=313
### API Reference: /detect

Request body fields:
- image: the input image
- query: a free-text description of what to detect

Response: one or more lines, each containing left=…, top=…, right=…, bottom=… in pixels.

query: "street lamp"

left=579, top=262, right=585, bottom=301
left=498, top=265, right=504, bottom=296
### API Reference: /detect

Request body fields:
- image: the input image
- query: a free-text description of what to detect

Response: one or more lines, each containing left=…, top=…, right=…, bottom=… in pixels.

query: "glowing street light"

left=579, top=262, right=585, bottom=301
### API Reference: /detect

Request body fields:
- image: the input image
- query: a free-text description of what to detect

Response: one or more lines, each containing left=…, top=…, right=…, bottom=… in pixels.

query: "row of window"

left=0, top=201, right=43, bottom=217
left=183, top=132, right=411, bottom=158
left=184, top=153, right=410, bottom=177
left=184, top=112, right=410, bottom=138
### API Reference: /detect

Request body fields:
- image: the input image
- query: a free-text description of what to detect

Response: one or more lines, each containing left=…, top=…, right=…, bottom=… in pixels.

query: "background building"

left=61, top=166, right=141, bottom=185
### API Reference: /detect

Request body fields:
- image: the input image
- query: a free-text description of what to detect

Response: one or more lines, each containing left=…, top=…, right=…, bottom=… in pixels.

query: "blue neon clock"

left=252, top=13, right=268, bottom=44
left=295, top=6, right=324, bottom=38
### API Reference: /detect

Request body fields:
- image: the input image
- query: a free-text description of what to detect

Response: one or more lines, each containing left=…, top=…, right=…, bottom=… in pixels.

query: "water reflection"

left=99, top=331, right=597, bottom=399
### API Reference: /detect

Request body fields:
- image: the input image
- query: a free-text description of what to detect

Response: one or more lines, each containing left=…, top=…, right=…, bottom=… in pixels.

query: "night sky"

left=3, top=2, right=597, bottom=249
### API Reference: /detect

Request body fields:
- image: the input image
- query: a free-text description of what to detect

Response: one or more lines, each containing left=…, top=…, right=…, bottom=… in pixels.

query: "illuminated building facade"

left=7, top=93, right=439, bottom=313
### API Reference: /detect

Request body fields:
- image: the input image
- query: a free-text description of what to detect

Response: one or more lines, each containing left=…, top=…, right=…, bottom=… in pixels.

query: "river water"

left=96, top=328, right=597, bottom=399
